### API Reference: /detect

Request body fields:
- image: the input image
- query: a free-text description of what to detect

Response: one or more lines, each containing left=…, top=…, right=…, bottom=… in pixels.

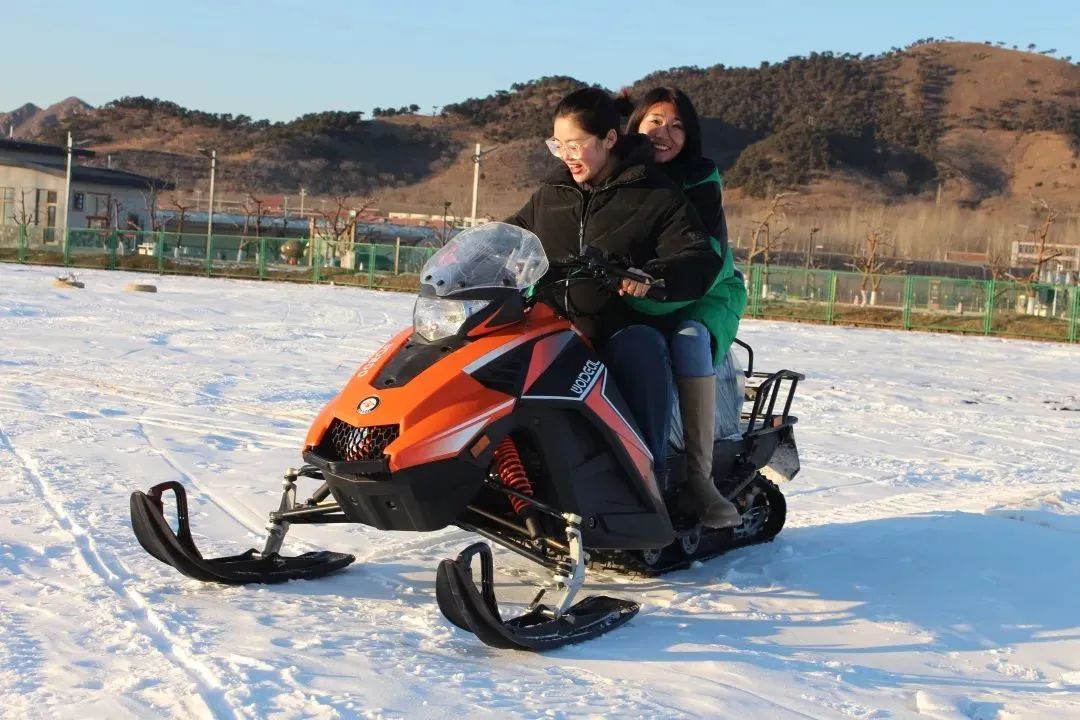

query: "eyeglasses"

left=545, top=138, right=591, bottom=160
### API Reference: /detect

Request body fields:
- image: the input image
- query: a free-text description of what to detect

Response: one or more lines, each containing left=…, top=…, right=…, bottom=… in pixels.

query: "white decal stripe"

left=462, top=330, right=562, bottom=375
left=421, top=398, right=516, bottom=443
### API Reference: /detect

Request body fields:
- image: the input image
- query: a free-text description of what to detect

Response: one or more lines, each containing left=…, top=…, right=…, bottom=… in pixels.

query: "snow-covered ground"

left=1, top=264, right=1078, bottom=720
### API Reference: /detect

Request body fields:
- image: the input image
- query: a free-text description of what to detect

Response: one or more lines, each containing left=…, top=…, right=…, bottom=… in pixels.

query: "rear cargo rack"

left=745, top=369, right=804, bottom=434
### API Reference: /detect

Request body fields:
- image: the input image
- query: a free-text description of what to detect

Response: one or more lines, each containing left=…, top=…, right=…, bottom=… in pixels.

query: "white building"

left=1011, top=239, right=1080, bottom=275
left=0, top=138, right=171, bottom=244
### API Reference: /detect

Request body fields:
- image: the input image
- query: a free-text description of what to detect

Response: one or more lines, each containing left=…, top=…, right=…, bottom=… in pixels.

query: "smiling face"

left=637, top=101, right=686, bottom=164
left=550, top=115, right=617, bottom=185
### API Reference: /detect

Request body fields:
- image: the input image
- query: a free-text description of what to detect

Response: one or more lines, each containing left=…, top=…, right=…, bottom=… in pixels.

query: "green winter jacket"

left=624, top=160, right=746, bottom=365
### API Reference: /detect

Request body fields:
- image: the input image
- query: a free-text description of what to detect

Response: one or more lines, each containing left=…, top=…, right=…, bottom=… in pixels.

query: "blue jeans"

left=603, top=325, right=674, bottom=475
left=669, top=320, right=714, bottom=378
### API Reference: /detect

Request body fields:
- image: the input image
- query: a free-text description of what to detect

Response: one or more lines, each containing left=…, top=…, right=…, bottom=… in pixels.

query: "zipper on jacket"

left=553, top=176, right=638, bottom=254
left=561, top=177, right=640, bottom=318
left=578, top=192, right=591, bottom=253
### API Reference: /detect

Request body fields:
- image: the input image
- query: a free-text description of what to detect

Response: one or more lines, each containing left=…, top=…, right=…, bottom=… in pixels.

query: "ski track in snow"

left=0, top=422, right=242, bottom=720
left=2, top=265, right=1079, bottom=719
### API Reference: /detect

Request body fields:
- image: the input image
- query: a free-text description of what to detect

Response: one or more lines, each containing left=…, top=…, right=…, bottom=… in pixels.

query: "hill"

left=6, top=42, right=1079, bottom=229
left=0, top=97, right=93, bottom=139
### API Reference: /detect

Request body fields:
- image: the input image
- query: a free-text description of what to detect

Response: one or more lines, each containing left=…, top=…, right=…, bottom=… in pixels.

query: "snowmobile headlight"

left=413, top=297, right=491, bottom=342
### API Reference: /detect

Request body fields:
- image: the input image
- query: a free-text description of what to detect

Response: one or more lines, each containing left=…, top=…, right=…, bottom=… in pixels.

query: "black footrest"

left=130, top=481, right=354, bottom=584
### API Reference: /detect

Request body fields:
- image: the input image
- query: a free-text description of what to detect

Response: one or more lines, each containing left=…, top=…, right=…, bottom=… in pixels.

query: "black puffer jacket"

left=660, top=156, right=728, bottom=253
left=506, top=135, right=723, bottom=343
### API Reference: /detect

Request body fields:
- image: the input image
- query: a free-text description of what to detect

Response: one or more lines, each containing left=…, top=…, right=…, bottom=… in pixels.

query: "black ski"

left=130, top=481, right=354, bottom=584
left=435, top=542, right=638, bottom=651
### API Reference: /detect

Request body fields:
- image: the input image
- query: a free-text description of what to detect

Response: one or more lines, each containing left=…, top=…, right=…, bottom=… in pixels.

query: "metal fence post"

left=17, top=225, right=27, bottom=263
left=312, top=239, right=322, bottom=283
left=368, top=243, right=376, bottom=288
left=747, top=264, right=759, bottom=317
left=108, top=230, right=118, bottom=270
left=827, top=272, right=837, bottom=325
left=984, top=279, right=995, bottom=336
left=63, top=228, right=71, bottom=266
left=259, top=238, right=267, bottom=280
left=902, top=275, right=913, bottom=330
left=156, top=231, right=165, bottom=273
left=1068, top=285, right=1080, bottom=343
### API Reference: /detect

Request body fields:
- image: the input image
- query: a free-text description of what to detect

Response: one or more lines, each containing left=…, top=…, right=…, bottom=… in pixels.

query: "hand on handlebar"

left=619, top=267, right=663, bottom=298
left=558, top=248, right=669, bottom=301
left=622, top=276, right=652, bottom=297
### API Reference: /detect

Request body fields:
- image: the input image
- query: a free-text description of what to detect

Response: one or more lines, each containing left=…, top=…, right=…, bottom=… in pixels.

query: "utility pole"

left=63, top=132, right=74, bottom=248
left=198, top=148, right=217, bottom=254
left=61, top=133, right=92, bottom=249
left=299, top=186, right=306, bottom=219
left=469, top=143, right=499, bottom=227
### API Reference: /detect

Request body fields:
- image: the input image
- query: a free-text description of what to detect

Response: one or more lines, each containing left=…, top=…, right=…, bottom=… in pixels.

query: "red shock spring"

left=493, top=437, right=533, bottom=514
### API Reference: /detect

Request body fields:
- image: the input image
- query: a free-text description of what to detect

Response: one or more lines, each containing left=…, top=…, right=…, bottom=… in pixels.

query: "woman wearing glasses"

left=506, top=87, right=739, bottom=528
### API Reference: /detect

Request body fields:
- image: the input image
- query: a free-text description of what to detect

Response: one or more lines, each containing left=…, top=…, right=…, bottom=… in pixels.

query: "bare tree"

left=985, top=248, right=1012, bottom=281
left=312, top=194, right=378, bottom=267
left=846, top=224, right=896, bottom=306
left=746, top=192, right=795, bottom=298
left=141, top=180, right=162, bottom=232
left=9, top=189, right=34, bottom=228
left=432, top=201, right=459, bottom=246
left=237, top=193, right=266, bottom=261
left=170, top=194, right=194, bottom=236
left=6, top=190, right=34, bottom=250
left=1015, top=197, right=1061, bottom=284
left=1010, top=197, right=1063, bottom=314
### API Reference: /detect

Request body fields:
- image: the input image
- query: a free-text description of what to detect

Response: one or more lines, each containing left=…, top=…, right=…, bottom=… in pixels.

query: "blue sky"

left=3, top=0, right=1078, bottom=122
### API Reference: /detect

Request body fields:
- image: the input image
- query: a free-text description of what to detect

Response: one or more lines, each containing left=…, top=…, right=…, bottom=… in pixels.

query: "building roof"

left=0, top=137, right=95, bottom=159
left=1, top=159, right=173, bottom=190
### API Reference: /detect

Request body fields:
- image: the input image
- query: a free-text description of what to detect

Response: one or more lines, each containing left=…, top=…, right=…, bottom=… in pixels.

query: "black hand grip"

left=644, top=281, right=668, bottom=301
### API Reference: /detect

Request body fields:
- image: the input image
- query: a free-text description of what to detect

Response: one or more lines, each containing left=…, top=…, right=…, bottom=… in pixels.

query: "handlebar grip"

left=644, top=284, right=668, bottom=301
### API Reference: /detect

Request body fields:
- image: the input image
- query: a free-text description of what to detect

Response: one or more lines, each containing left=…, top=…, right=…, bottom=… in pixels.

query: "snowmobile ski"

left=435, top=541, right=638, bottom=651
left=130, top=481, right=354, bottom=584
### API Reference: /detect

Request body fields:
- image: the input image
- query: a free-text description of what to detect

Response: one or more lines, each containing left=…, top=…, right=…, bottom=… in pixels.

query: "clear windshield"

left=419, top=222, right=549, bottom=297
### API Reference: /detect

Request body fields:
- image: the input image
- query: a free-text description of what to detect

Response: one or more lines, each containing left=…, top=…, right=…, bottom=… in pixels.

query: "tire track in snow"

left=2, top=372, right=317, bottom=425
left=0, top=397, right=301, bottom=450
left=787, top=481, right=1076, bottom=532
left=0, top=422, right=244, bottom=720
left=135, top=419, right=270, bottom=541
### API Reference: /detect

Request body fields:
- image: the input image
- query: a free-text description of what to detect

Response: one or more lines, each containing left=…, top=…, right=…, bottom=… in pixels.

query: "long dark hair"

left=553, top=88, right=622, bottom=139
left=624, top=86, right=703, bottom=165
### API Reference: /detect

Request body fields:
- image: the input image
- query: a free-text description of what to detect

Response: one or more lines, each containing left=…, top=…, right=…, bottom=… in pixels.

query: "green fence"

left=1, top=228, right=1077, bottom=343
left=0, top=229, right=439, bottom=290
left=742, top=264, right=1079, bottom=343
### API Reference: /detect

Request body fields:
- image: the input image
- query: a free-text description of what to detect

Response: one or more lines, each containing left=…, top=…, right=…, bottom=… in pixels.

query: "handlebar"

left=552, top=247, right=669, bottom=301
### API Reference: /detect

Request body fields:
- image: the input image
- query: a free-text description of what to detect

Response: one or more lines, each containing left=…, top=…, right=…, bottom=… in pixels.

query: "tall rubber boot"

left=678, top=375, right=742, bottom=528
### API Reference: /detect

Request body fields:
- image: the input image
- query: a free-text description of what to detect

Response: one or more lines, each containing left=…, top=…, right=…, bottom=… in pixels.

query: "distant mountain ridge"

left=0, top=97, right=93, bottom=139
left=3, top=41, right=1079, bottom=219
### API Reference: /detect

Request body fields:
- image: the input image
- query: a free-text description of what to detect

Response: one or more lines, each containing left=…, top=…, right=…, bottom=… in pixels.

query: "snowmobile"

left=130, top=223, right=802, bottom=651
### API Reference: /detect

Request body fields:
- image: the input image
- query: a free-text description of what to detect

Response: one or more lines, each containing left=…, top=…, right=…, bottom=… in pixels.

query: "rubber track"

left=590, top=476, right=786, bottom=577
